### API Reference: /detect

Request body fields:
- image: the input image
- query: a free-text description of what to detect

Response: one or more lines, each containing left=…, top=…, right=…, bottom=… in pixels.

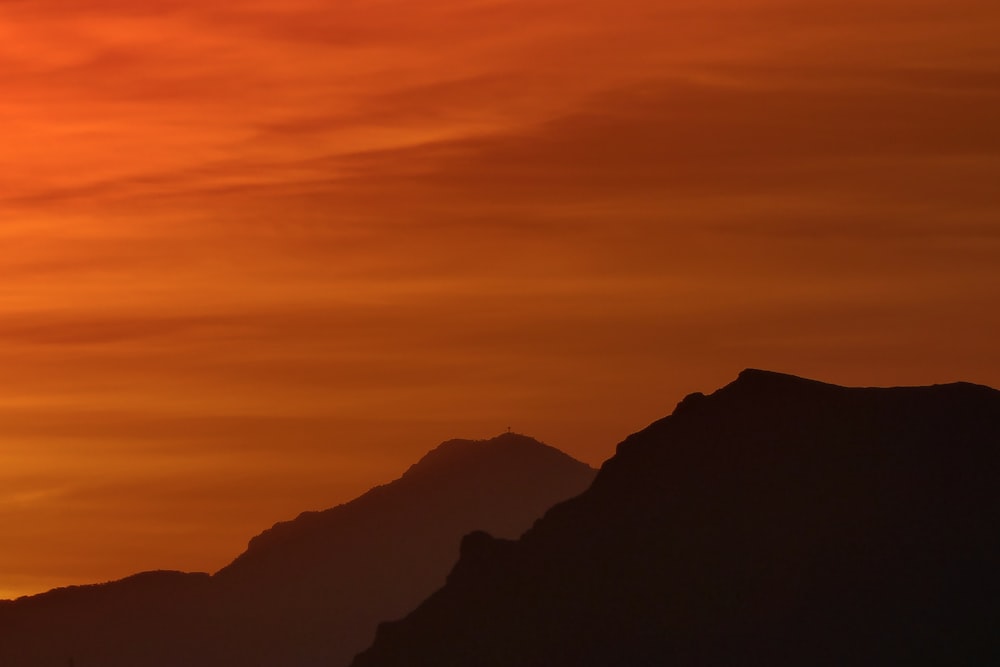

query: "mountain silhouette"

left=0, top=432, right=595, bottom=667
left=352, top=370, right=1000, bottom=666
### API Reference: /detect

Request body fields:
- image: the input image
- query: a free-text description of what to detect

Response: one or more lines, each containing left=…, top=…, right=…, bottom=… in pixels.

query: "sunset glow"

left=2, top=0, right=999, bottom=598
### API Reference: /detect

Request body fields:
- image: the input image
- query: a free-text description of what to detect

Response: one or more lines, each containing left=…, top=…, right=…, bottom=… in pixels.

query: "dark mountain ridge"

left=353, top=370, right=1000, bottom=666
left=0, top=432, right=596, bottom=667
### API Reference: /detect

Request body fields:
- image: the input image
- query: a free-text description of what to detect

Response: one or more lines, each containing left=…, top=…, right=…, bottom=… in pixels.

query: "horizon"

left=3, top=0, right=999, bottom=599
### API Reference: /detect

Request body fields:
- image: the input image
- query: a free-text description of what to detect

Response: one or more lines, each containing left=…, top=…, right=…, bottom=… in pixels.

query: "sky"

left=2, top=0, right=999, bottom=599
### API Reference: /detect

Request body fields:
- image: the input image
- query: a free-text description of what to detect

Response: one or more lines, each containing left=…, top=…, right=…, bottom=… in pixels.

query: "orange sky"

left=2, top=0, right=999, bottom=599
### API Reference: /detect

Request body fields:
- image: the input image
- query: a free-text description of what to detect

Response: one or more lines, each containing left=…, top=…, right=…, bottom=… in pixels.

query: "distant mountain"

left=0, top=571, right=212, bottom=666
left=0, top=433, right=596, bottom=667
left=352, top=370, right=1000, bottom=666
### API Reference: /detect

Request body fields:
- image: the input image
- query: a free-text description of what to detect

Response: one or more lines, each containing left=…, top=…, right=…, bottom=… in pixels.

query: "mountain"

left=0, top=571, right=212, bottom=666
left=0, top=432, right=596, bottom=667
left=352, top=370, right=1000, bottom=666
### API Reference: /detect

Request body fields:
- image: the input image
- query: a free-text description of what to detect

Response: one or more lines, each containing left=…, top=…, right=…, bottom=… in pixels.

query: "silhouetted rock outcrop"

left=0, top=433, right=595, bottom=667
left=353, top=370, right=1000, bottom=666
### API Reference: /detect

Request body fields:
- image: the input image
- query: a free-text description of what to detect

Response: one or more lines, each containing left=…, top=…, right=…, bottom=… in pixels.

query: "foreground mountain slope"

left=353, top=370, right=1000, bottom=667
left=0, top=433, right=595, bottom=667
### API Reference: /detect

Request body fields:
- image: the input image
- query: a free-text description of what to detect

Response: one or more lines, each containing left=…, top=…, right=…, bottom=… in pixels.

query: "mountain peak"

left=668, top=370, right=842, bottom=421
left=736, top=367, right=818, bottom=383
left=226, top=433, right=593, bottom=569
left=728, top=367, right=842, bottom=393
left=400, top=432, right=592, bottom=481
